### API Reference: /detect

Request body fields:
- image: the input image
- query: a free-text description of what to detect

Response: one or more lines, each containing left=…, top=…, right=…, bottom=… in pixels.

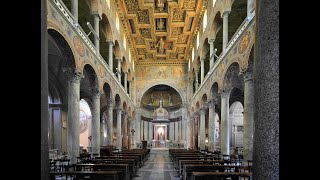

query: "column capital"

left=208, top=38, right=215, bottom=44
left=200, top=57, right=205, bottom=62
left=200, top=107, right=206, bottom=113
left=63, top=67, right=84, bottom=83
left=106, top=40, right=114, bottom=45
left=91, top=13, right=102, bottom=20
left=115, top=57, right=122, bottom=61
left=107, top=99, right=114, bottom=107
left=222, top=10, right=231, bottom=18
left=115, top=107, right=123, bottom=113
left=240, top=69, right=254, bottom=82
left=208, top=99, right=216, bottom=107
left=220, top=88, right=231, bottom=97
left=91, top=86, right=103, bottom=98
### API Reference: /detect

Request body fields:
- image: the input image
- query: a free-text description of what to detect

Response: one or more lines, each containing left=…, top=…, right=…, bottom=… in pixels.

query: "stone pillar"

left=195, top=71, right=199, bottom=90
left=116, top=57, right=122, bottom=82
left=144, top=121, right=148, bottom=140
left=194, top=114, right=199, bottom=150
left=175, top=121, right=179, bottom=141
left=122, top=112, right=128, bottom=148
left=149, top=122, right=153, bottom=141
left=247, top=0, right=255, bottom=19
left=169, top=122, right=174, bottom=141
left=91, top=87, right=102, bottom=156
left=222, top=11, right=230, bottom=52
left=41, top=0, right=49, bottom=178
left=135, top=109, right=141, bottom=147
left=93, top=14, right=101, bottom=52
left=253, top=0, right=279, bottom=179
left=208, top=100, right=216, bottom=152
left=242, top=70, right=254, bottom=161
left=107, top=41, right=114, bottom=72
left=221, top=90, right=230, bottom=155
left=209, top=39, right=215, bottom=68
left=65, top=68, right=83, bottom=164
left=124, top=72, right=128, bottom=93
left=179, top=117, right=182, bottom=143
left=106, top=100, right=113, bottom=146
left=181, top=107, right=187, bottom=144
left=116, top=108, right=122, bottom=150
left=71, top=0, right=78, bottom=24
left=128, top=80, right=132, bottom=97
left=200, top=58, right=205, bottom=84
left=189, top=117, right=194, bottom=149
left=199, top=108, right=206, bottom=150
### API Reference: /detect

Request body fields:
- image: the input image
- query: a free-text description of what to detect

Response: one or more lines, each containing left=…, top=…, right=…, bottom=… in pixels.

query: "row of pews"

left=169, top=148, right=252, bottom=180
left=49, top=148, right=150, bottom=180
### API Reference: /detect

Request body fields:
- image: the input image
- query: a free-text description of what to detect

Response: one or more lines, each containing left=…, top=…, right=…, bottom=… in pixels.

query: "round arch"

left=138, top=82, right=187, bottom=106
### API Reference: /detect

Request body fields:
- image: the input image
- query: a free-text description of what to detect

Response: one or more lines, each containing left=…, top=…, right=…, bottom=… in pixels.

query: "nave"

left=133, top=148, right=179, bottom=180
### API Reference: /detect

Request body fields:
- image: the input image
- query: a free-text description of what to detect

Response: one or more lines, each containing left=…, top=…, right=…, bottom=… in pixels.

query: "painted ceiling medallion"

left=239, top=31, right=251, bottom=54
left=73, top=36, right=85, bottom=57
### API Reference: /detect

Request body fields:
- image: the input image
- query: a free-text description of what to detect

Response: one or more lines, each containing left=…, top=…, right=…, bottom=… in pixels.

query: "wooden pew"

left=75, top=163, right=130, bottom=180
left=182, top=164, right=242, bottom=180
left=178, top=160, right=224, bottom=176
left=50, top=171, right=121, bottom=180
left=191, top=171, right=252, bottom=180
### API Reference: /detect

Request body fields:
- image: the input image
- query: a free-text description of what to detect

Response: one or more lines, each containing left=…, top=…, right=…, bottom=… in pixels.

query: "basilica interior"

left=41, top=0, right=279, bottom=179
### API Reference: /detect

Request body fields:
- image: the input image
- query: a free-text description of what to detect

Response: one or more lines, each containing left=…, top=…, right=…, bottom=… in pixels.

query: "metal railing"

left=50, top=0, right=134, bottom=105
left=192, top=16, right=254, bottom=100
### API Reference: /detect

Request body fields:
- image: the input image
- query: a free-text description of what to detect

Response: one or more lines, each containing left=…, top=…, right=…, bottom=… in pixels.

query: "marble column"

left=144, top=121, right=148, bottom=140
left=135, top=109, right=141, bottom=147
left=221, top=90, right=230, bottom=155
left=128, top=80, right=132, bottom=97
left=200, top=58, right=205, bottom=84
left=122, top=112, right=128, bottom=148
left=247, top=0, right=255, bottom=19
left=208, top=100, right=216, bottom=152
left=116, top=108, right=122, bottom=150
left=222, top=11, right=230, bottom=52
left=253, top=0, right=279, bottom=179
left=209, top=39, right=215, bottom=68
left=186, top=118, right=190, bottom=148
left=175, top=121, right=179, bottom=141
left=195, top=71, right=199, bottom=90
left=106, top=100, right=113, bottom=145
left=65, top=68, right=83, bottom=164
left=169, top=122, right=174, bottom=141
left=102, top=115, right=107, bottom=146
left=194, top=114, right=199, bottom=150
left=179, top=117, right=182, bottom=143
left=242, top=70, right=254, bottom=161
left=107, top=41, right=114, bottom=72
left=124, top=72, right=128, bottom=93
left=71, top=0, right=78, bottom=24
left=91, top=87, right=102, bottom=156
left=189, top=117, right=194, bottom=149
left=41, top=0, right=49, bottom=178
left=116, top=57, right=122, bottom=82
left=181, top=107, right=187, bottom=144
left=199, top=108, right=206, bottom=150
left=93, top=14, right=101, bottom=52
left=149, top=122, right=153, bottom=141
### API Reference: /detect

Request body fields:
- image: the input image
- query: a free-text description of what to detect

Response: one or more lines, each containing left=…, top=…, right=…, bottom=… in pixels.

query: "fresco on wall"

left=135, top=65, right=187, bottom=104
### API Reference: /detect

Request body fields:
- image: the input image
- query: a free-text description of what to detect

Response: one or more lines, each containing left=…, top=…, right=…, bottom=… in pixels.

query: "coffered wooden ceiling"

left=115, top=0, right=207, bottom=65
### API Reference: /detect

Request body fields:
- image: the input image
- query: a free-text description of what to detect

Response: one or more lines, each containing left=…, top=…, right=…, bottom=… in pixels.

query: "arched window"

left=106, top=0, right=110, bottom=9
left=203, top=10, right=207, bottom=32
left=116, top=13, right=119, bottom=31
left=129, top=51, right=131, bottom=63
left=192, top=47, right=195, bottom=62
left=197, top=33, right=200, bottom=49
left=212, top=0, right=216, bottom=7
left=188, top=59, right=191, bottom=71
left=123, top=34, right=126, bottom=50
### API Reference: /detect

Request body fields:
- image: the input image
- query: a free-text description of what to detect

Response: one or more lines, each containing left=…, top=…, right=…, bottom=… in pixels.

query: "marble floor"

left=132, top=148, right=180, bottom=180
